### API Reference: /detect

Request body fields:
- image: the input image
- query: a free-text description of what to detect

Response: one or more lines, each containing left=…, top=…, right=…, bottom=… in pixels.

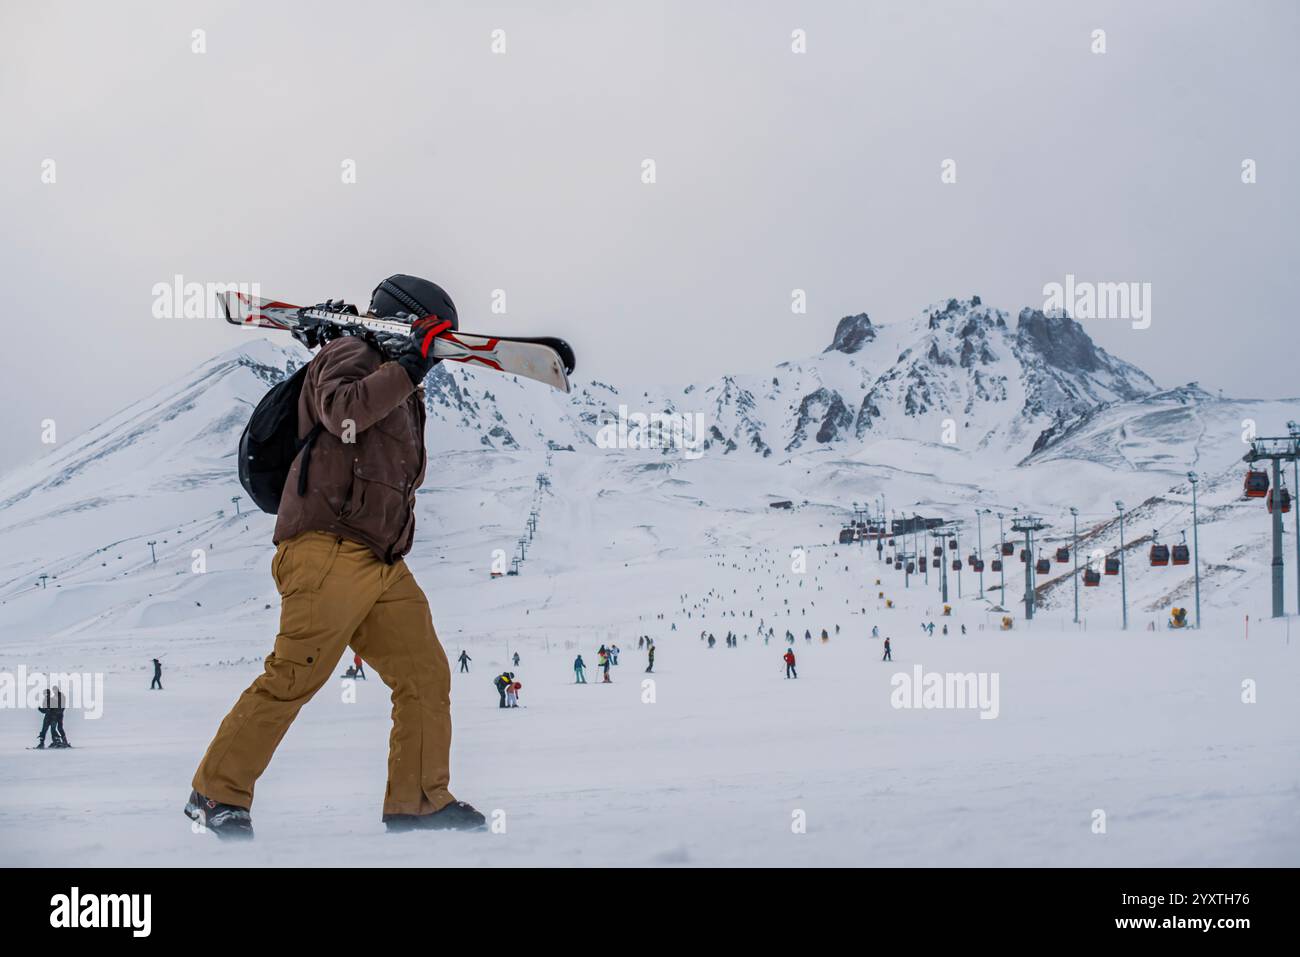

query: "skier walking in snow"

left=645, top=642, right=655, bottom=673
left=352, top=652, right=366, bottom=680
left=186, top=275, right=484, bottom=839
left=574, top=655, right=587, bottom=683
left=783, top=648, right=797, bottom=679
left=150, top=658, right=163, bottom=690
left=512, top=652, right=521, bottom=667
left=882, top=637, right=892, bottom=661
left=458, top=650, right=472, bottom=673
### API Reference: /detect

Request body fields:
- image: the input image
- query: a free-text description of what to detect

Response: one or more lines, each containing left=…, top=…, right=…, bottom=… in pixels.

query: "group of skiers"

left=36, top=687, right=71, bottom=749
left=494, top=672, right=523, bottom=708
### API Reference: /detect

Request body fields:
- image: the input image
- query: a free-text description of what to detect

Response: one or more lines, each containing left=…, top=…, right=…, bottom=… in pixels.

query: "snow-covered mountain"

left=409, top=296, right=1160, bottom=462
left=1, top=296, right=1296, bottom=631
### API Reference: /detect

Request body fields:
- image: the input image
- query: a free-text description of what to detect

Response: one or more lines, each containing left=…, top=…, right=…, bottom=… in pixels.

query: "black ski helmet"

left=369, top=274, right=458, bottom=329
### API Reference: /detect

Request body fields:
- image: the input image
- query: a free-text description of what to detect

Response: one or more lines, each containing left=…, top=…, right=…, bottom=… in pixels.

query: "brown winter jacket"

left=273, top=335, right=427, bottom=563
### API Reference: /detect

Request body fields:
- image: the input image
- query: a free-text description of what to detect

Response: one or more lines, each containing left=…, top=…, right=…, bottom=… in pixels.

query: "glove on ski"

left=293, top=299, right=358, bottom=349
left=395, top=312, right=453, bottom=385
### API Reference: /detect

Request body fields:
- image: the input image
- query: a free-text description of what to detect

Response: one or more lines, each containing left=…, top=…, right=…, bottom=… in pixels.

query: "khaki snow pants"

left=192, top=531, right=455, bottom=817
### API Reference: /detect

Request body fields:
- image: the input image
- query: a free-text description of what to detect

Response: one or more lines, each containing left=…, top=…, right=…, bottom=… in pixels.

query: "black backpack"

left=238, top=364, right=325, bottom=514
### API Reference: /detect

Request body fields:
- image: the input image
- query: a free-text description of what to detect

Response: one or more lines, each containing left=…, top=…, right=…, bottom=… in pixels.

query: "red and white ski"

left=220, top=292, right=575, bottom=394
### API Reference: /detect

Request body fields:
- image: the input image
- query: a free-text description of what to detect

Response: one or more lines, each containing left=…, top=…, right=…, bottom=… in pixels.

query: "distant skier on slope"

left=458, top=651, right=472, bottom=673
left=185, top=275, right=485, bottom=839
left=783, top=649, right=797, bottom=679
left=882, top=638, right=892, bottom=662
left=574, top=655, right=587, bottom=684
left=36, top=686, right=70, bottom=749
left=352, top=652, right=366, bottom=679
left=512, top=652, right=521, bottom=667
left=150, top=658, right=163, bottom=690
left=645, top=642, right=655, bottom=673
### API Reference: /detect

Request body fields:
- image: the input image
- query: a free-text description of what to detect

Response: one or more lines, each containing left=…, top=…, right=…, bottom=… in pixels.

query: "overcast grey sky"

left=2, top=0, right=1297, bottom=473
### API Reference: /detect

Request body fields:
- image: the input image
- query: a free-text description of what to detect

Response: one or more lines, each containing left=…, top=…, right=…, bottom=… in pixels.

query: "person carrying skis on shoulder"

left=783, top=648, right=797, bottom=679
left=185, top=275, right=485, bottom=839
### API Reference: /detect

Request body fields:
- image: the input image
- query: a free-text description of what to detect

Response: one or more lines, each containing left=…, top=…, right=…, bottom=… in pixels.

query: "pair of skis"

left=220, top=292, right=576, bottom=393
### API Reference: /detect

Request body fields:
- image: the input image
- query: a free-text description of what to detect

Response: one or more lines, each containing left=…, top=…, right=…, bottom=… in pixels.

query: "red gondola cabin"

left=1244, top=470, right=1269, bottom=499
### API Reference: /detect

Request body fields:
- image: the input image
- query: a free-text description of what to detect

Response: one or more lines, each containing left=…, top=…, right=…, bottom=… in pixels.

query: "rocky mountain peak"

left=1014, top=308, right=1103, bottom=373
left=824, top=313, right=876, bottom=354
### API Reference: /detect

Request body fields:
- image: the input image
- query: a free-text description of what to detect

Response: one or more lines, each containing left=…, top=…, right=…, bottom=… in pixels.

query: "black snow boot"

left=184, top=789, right=254, bottom=840
left=383, top=801, right=486, bottom=833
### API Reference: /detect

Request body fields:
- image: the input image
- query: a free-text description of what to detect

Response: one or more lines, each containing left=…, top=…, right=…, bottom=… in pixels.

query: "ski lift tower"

left=896, top=550, right=916, bottom=589
left=928, top=523, right=961, bottom=604
left=1242, top=435, right=1300, bottom=618
left=1011, top=515, right=1047, bottom=620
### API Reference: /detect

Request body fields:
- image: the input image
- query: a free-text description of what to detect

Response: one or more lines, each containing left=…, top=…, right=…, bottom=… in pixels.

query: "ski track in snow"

left=2, top=468, right=1299, bottom=866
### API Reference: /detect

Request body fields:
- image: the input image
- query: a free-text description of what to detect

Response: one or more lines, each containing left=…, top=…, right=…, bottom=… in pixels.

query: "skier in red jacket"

left=783, top=649, right=797, bottom=679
